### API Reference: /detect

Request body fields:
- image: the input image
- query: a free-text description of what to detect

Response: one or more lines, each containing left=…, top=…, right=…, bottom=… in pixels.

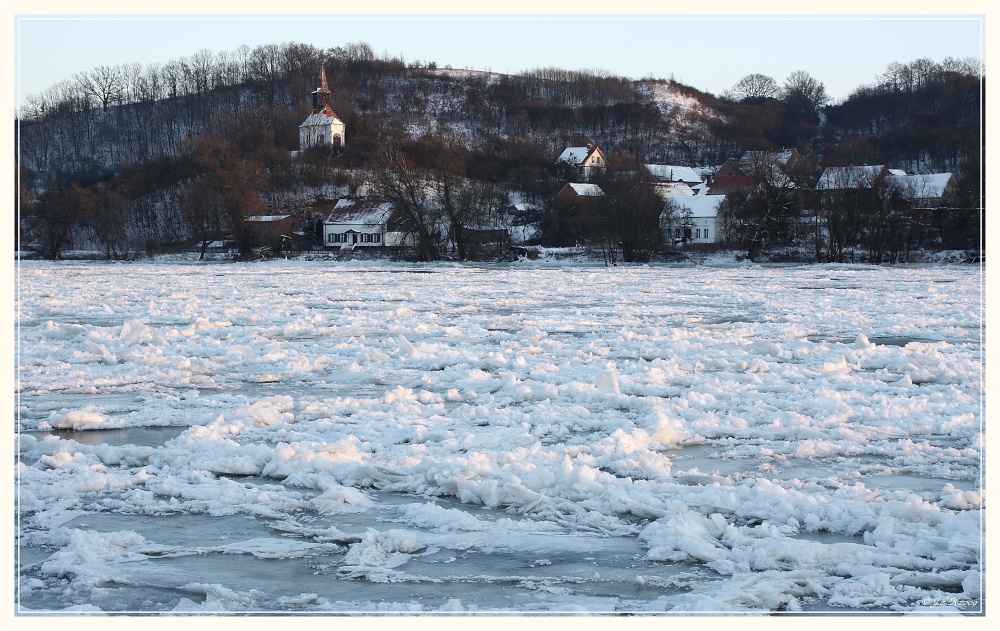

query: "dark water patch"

left=869, top=336, right=931, bottom=347
left=20, top=425, right=188, bottom=447
left=61, top=512, right=281, bottom=548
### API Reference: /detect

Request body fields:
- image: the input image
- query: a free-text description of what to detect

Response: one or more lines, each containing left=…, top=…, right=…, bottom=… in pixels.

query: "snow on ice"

left=15, top=260, right=984, bottom=614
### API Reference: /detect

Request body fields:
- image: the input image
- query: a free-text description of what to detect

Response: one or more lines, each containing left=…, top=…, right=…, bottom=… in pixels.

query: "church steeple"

left=312, top=63, right=333, bottom=112
left=300, top=62, right=345, bottom=151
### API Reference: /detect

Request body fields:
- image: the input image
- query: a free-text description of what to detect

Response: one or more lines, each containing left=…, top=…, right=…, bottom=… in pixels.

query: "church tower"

left=312, top=63, right=333, bottom=111
left=299, top=63, right=345, bottom=151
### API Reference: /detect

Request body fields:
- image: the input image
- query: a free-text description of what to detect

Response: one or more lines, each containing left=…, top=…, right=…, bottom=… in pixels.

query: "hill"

left=16, top=42, right=983, bottom=262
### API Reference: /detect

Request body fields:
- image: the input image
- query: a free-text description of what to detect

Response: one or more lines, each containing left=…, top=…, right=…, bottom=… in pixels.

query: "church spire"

left=312, top=63, right=333, bottom=112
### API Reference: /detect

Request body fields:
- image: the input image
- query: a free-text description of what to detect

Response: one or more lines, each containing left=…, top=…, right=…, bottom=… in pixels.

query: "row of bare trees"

left=725, top=70, right=830, bottom=114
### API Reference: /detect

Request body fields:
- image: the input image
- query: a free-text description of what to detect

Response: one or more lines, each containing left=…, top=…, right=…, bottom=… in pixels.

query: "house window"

left=704, top=228, right=710, bottom=240
left=695, top=229, right=701, bottom=239
left=373, top=233, right=381, bottom=243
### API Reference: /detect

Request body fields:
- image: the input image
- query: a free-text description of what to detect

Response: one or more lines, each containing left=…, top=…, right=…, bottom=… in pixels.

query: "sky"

left=13, top=10, right=986, bottom=110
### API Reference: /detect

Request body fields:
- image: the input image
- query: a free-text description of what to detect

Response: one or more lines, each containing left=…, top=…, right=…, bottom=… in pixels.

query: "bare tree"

left=27, top=181, right=93, bottom=260
left=90, top=184, right=134, bottom=259
left=731, top=73, right=781, bottom=102
left=730, top=151, right=800, bottom=261
left=187, top=49, right=215, bottom=94
left=183, top=134, right=270, bottom=258
left=75, top=65, right=125, bottom=110
left=782, top=70, right=829, bottom=114
left=368, top=146, right=441, bottom=262
left=593, top=160, right=663, bottom=263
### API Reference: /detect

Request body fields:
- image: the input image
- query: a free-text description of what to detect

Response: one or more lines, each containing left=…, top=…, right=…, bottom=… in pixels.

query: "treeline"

left=822, top=57, right=982, bottom=173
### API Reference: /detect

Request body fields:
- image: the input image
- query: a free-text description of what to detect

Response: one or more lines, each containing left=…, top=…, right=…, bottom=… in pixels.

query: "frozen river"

left=15, top=260, right=984, bottom=614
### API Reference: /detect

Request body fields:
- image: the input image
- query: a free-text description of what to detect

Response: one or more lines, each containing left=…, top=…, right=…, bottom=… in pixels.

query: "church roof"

left=300, top=104, right=343, bottom=128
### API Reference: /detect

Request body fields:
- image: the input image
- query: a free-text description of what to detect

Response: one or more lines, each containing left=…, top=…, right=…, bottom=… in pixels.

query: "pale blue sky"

left=14, top=14, right=985, bottom=108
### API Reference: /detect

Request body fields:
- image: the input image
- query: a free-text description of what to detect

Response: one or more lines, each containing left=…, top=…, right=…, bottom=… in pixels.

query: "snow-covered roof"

left=816, top=165, right=886, bottom=190
left=739, top=149, right=796, bottom=169
left=325, top=199, right=395, bottom=225
left=644, top=164, right=703, bottom=184
left=566, top=183, right=605, bottom=197
left=662, top=195, right=726, bottom=219
left=246, top=215, right=294, bottom=223
left=556, top=146, right=596, bottom=165
left=299, top=105, right=343, bottom=128
left=892, top=173, right=954, bottom=199
left=650, top=182, right=695, bottom=200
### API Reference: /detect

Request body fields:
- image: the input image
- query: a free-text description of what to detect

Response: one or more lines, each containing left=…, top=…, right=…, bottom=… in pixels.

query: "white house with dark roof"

left=323, top=199, right=394, bottom=248
left=660, top=195, right=727, bottom=245
left=299, top=64, right=346, bottom=151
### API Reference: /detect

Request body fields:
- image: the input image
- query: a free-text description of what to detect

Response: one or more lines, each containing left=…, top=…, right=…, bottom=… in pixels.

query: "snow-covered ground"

left=15, top=260, right=984, bottom=614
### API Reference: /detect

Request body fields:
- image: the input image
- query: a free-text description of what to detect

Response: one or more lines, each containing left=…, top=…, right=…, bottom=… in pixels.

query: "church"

left=299, top=64, right=345, bottom=151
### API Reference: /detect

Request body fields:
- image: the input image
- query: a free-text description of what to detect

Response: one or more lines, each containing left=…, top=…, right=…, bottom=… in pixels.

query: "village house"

left=714, top=149, right=803, bottom=178
left=554, top=144, right=608, bottom=181
left=705, top=174, right=758, bottom=196
left=642, top=164, right=704, bottom=187
left=740, top=149, right=803, bottom=175
left=508, top=202, right=543, bottom=245
left=815, top=164, right=959, bottom=212
left=708, top=148, right=805, bottom=194
left=299, top=64, right=346, bottom=151
left=889, top=172, right=957, bottom=208
left=814, top=164, right=892, bottom=206
left=649, top=180, right=696, bottom=199
left=323, top=198, right=393, bottom=248
left=660, top=195, right=727, bottom=245
left=556, top=182, right=606, bottom=208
